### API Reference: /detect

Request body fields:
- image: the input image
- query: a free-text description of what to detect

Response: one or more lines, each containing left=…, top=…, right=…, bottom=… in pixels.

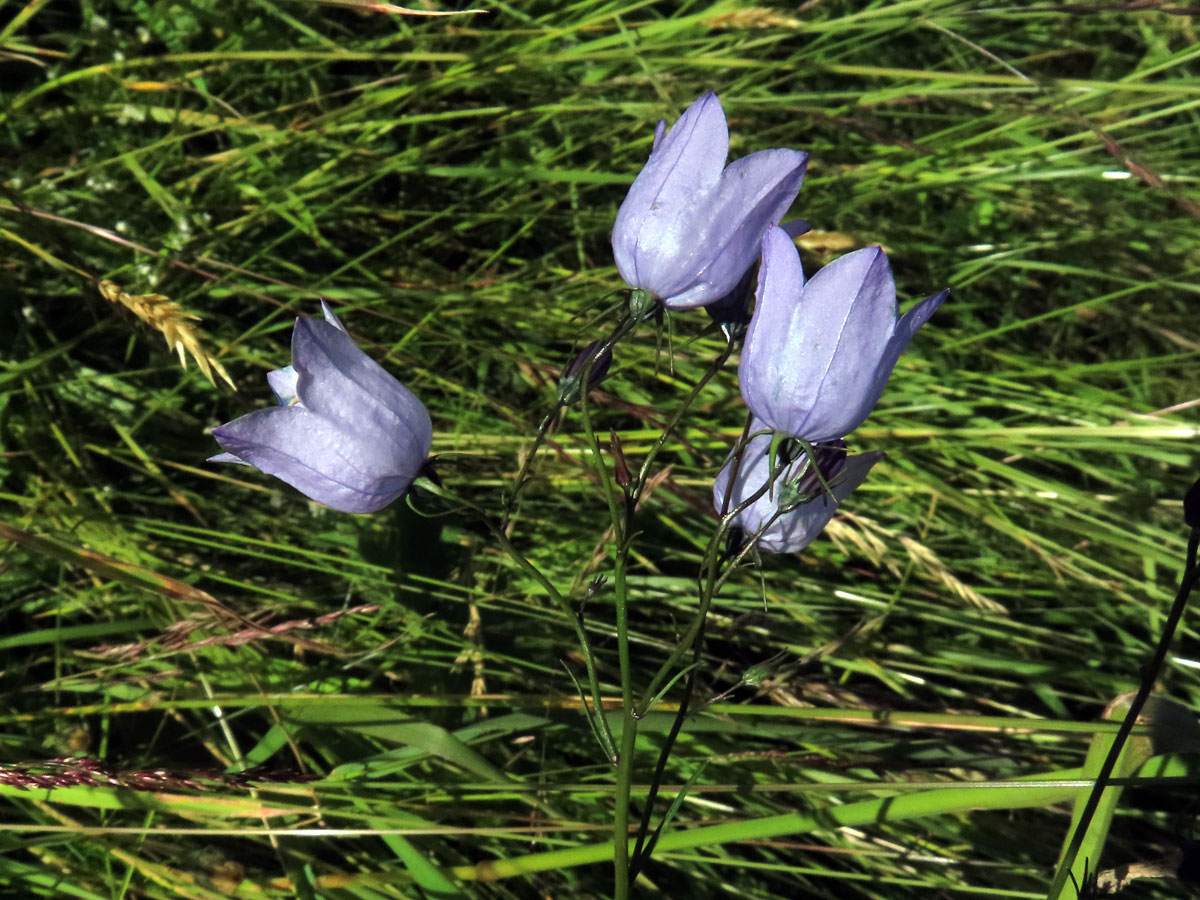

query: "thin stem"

left=502, top=411, right=555, bottom=529
left=1046, top=527, right=1200, bottom=900
left=575, top=317, right=635, bottom=545
left=488, top=524, right=617, bottom=763
left=636, top=437, right=787, bottom=714
left=576, top=377, right=624, bottom=548
left=572, top=317, right=638, bottom=898
left=612, top=683, right=638, bottom=899
left=413, top=479, right=617, bottom=762
left=718, top=412, right=757, bottom=517
left=631, top=431, right=808, bottom=876
left=576, top=317, right=733, bottom=896
left=633, top=336, right=735, bottom=499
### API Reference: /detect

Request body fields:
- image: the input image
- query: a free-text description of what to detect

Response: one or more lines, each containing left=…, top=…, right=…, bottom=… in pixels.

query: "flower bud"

left=791, top=440, right=848, bottom=499
left=713, top=422, right=882, bottom=554
left=610, top=428, right=631, bottom=490
left=557, top=340, right=613, bottom=406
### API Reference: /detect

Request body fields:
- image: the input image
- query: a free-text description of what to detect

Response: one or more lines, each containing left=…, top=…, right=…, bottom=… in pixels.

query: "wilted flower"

left=611, top=92, right=808, bottom=310
left=209, top=302, right=432, bottom=514
left=740, top=226, right=948, bottom=444
left=713, top=425, right=883, bottom=554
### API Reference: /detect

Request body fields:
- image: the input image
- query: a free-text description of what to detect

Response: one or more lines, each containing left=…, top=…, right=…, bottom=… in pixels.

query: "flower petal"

left=665, top=148, right=807, bottom=309
left=291, top=317, right=433, bottom=459
left=713, top=429, right=883, bottom=554
left=742, top=242, right=901, bottom=443
left=320, top=300, right=349, bottom=334
left=868, top=289, right=949, bottom=405
left=267, top=365, right=299, bottom=406
left=739, top=227, right=804, bottom=427
left=212, top=406, right=421, bottom=513
left=208, top=451, right=250, bottom=466
left=781, top=219, right=811, bottom=239
left=612, top=92, right=729, bottom=293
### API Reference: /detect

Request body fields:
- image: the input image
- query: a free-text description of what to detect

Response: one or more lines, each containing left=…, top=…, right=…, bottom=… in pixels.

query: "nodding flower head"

left=209, top=302, right=432, bottom=514
left=740, top=226, right=948, bottom=444
left=713, top=424, right=883, bottom=554
left=612, top=92, right=808, bottom=310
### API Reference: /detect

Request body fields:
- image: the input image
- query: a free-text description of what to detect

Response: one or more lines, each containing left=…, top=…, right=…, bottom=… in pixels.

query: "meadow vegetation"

left=2, top=1, right=1199, bottom=898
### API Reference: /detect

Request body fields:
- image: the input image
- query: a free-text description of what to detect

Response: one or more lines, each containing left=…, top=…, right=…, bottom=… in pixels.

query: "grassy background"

left=2, top=1, right=1200, bottom=897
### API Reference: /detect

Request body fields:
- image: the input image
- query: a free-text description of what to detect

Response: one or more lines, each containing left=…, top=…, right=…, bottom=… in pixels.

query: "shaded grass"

left=2, top=1, right=1200, bottom=898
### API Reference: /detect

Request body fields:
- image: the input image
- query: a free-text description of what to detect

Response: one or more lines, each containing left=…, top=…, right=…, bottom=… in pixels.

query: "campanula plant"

left=713, top=424, right=884, bottom=554
left=740, top=226, right=948, bottom=443
left=611, top=92, right=808, bottom=310
left=209, top=302, right=432, bottom=514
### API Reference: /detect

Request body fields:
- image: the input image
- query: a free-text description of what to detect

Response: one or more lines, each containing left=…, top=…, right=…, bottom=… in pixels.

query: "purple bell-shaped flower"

left=740, top=226, right=948, bottom=444
left=612, top=92, right=808, bottom=310
left=713, top=424, right=883, bottom=554
left=209, top=302, right=432, bottom=514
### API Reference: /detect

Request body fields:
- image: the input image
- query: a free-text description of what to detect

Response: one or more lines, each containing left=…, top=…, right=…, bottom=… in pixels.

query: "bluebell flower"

left=740, top=226, right=948, bottom=444
left=705, top=218, right=811, bottom=336
left=713, top=424, right=883, bottom=554
left=209, top=302, right=432, bottom=514
left=612, top=92, right=808, bottom=310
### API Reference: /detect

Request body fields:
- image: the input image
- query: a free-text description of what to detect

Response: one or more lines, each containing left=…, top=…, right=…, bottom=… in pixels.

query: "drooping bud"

left=610, top=428, right=631, bottom=490
left=775, top=440, right=848, bottom=513
left=713, top=422, right=883, bottom=554
left=556, top=340, right=613, bottom=406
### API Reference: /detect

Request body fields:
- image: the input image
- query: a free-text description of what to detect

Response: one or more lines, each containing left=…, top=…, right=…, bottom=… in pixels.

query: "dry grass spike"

left=98, top=279, right=236, bottom=390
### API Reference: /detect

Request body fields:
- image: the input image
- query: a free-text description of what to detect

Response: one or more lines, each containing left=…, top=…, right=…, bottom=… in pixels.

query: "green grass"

left=2, top=1, right=1200, bottom=898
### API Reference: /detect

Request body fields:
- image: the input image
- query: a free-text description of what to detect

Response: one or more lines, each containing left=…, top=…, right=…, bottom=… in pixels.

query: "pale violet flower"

left=210, top=302, right=431, bottom=514
left=713, top=425, right=883, bottom=554
left=740, top=226, right=948, bottom=444
left=612, top=92, right=808, bottom=310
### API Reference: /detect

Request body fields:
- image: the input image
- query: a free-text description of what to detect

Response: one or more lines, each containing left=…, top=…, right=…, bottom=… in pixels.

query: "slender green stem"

left=630, top=509, right=730, bottom=876
left=413, top=479, right=617, bottom=762
left=633, top=423, right=833, bottom=875
left=575, top=319, right=735, bottom=896
left=486, top=525, right=615, bottom=757
left=572, top=317, right=638, bottom=898
left=633, top=336, right=734, bottom=499
left=576, top=376, right=624, bottom=549
left=502, top=411, right=555, bottom=527
left=612, top=687, right=638, bottom=899
left=636, top=428, right=785, bottom=714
